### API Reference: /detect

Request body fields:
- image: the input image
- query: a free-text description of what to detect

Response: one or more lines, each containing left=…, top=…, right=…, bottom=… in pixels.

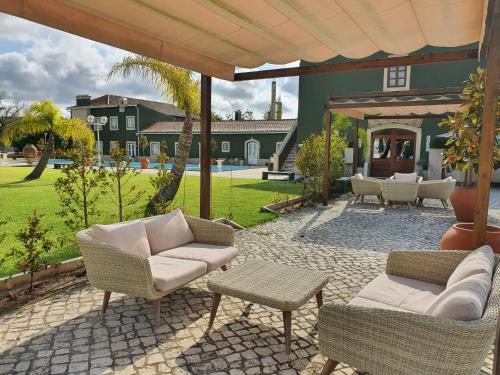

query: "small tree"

left=54, top=143, right=108, bottom=230
left=6, top=211, right=53, bottom=292
left=147, top=152, right=174, bottom=215
left=139, top=135, right=149, bottom=157
left=108, top=148, right=145, bottom=221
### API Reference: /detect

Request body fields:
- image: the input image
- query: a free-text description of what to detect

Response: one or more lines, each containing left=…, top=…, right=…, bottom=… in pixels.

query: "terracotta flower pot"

left=440, top=223, right=500, bottom=253
left=140, top=159, right=150, bottom=169
left=23, top=144, right=38, bottom=165
left=450, top=187, right=476, bottom=222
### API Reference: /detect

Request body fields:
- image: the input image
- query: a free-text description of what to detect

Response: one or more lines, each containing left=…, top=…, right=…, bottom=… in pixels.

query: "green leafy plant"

left=440, top=67, right=500, bottom=187
left=148, top=152, right=174, bottom=215
left=0, top=99, right=94, bottom=180
left=54, top=143, right=108, bottom=230
left=139, top=135, right=149, bottom=157
left=5, top=210, right=53, bottom=292
left=108, top=148, right=145, bottom=221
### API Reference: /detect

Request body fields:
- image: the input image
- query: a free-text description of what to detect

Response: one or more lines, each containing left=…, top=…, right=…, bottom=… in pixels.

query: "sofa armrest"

left=76, top=229, right=161, bottom=299
left=385, top=250, right=468, bottom=285
left=318, top=303, right=494, bottom=375
left=186, top=216, right=234, bottom=246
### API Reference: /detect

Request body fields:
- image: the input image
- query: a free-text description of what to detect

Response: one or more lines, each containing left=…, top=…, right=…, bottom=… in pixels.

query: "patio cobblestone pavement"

left=1, top=190, right=499, bottom=375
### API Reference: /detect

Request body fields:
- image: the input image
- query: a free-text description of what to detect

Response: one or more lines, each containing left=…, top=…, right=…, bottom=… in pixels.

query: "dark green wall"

left=297, top=44, right=481, bottom=166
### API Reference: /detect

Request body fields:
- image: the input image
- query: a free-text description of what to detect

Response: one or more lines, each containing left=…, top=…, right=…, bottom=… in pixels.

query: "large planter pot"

left=140, top=158, right=150, bottom=169
left=440, top=223, right=500, bottom=253
left=22, top=144, right=38, bottom=165
left=450, top=187, right=476, bottom=222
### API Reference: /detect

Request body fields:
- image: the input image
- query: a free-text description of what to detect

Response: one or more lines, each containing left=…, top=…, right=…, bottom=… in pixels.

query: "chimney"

left=270, top=81, right=277, bottom=119
left=76, top=94, right=91, bottom=107
left=234, top=109, right=242, bottom=121
left=275, top=99, right=283, bottom=120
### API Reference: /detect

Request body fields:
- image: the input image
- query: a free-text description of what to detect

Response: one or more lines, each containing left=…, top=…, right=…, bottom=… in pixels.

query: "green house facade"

left=296, top=44, right=481, bottom=177
left=69, top=94, right=294, bottom=166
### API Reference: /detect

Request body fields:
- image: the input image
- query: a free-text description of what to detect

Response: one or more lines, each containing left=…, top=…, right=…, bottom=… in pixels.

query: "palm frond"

left=53, top=118, right=95, bottom=148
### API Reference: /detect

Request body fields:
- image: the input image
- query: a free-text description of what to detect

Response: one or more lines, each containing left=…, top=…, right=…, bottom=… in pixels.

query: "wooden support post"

left=473, top=22, right=499, bottom=247
left=200, top=74, right=212, bottom=220
left=352, top=119, right=359, bottom=175
left=323, top=111, right=332, bottom=205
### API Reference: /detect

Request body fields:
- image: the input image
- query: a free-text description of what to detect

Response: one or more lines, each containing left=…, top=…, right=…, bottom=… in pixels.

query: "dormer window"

left=384, top=64, right=410, bottom=91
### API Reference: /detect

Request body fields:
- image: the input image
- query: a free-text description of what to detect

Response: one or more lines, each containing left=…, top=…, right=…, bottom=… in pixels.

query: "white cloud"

left=0, top=14, right=299, bottom=119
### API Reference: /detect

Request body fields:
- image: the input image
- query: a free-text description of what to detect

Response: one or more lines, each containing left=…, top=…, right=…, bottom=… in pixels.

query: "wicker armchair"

left=380, top=180, right=420, bottom=208
left=76, top=216, right=235, bottom=326
left=351, top=175, right=383, bottom=203
left=417, top=178, right=456, bottom=208
left=318, top=250, right=500, bottom=375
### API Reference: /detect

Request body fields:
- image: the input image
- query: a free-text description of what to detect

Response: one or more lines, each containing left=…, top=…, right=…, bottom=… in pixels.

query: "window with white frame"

left=110, top=116, right=118, bottom=130
left=95, top=141, right=103, bottom=154
left=150, top=142, right=160, bottom=157
left=221, top=141, right=230, bottom=153
left=175, top=142, right=180, bottom=155
left=383, top=65, right=410, bottom=91
left=126, top=116, right=136, bottom=130
left=110, top=141, right=119, bottom=152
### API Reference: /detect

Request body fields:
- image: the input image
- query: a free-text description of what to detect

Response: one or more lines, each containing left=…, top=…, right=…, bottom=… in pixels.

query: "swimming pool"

left=48, top=159, right=254, bottom=172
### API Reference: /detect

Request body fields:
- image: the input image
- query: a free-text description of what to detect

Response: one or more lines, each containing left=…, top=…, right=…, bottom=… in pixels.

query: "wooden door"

left=370, top=129, right=416, bottom=177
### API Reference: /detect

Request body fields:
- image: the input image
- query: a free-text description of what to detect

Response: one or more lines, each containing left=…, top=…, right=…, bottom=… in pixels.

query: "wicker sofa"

left=76, top=212, right=236, bottom=327
left=351, top=173, right=383, bottom=203
left=417, top=178, right=456, bottom=208
left=380, top=180, right=420, bottom=207
left=318, top=248, right=499, bottom=375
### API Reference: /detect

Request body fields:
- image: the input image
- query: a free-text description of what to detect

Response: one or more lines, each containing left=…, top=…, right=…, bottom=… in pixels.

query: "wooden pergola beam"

left=234, top=49, right=478, bottom=81
left=363, top=114, right=449, bottom=120
left=329, top=87, right=464, bottom=101
left=200, top=74, right=212, bottom=220
left=327, top=98, right=466, bottom=110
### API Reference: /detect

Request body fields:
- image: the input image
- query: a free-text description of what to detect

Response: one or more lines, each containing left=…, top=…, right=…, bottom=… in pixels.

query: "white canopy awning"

left=0, top=0, right=489, bottom=80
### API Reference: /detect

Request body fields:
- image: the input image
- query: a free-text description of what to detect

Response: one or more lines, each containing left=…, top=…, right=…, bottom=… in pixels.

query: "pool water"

left=48, top=159, right=254, bottom=172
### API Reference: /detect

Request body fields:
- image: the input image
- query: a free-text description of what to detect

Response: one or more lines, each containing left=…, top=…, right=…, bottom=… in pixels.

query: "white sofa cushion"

left=147, top=256, right=207, bottom=292
left=394, top=172, right=417, bottom=182
left=424, top=272, right=491, bottom=321
left=353, top=173, right=364, bottom=180
left=91, top=221, right=151, bottom=257
left=348, top=296, right=413, bottom=313
left=447, top=245, right=494, bottom=288
left=158, top=243, right=238, bottom=272
left=144, top=209, right=195, bottom=255
left=357, top=273, right=445, bottom=313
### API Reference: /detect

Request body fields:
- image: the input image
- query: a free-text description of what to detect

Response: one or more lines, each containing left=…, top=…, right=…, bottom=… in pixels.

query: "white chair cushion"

left=158, top=243, right=238, bottom=272
left=147, top=256, right=207, bottom=292
left=144, top=209, right=195, bottom=255
left=354, top=173, right=364, bottom=180
left=394, top=172, right=417, bottom=182
left=424, top=272, right=491, bottom=321
left=91, top=221, right=151, bottom=257
left=348, top=296, right=413, bottom=313
left=447, top=245, right=494, bottom=288
left=357, top=273, right=445, bottom=313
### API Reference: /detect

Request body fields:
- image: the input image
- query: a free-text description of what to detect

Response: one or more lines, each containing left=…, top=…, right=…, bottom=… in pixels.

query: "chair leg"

left=316, top=291, right=323, bottom=309
left=221, top=264, right=228, bottom=271
left=283, top=311, right=292, bottom=355
left=320, top=359, right=339, bottom=375
left=207, top=293, right=222, bottom=333
left=361, top=194, right=364, bottom=202
left=418, top=197, right=424, bottom=206
left=354, top=195, right=360, bottom=203
left=152, top=299, right=161, bottom=327
left=441, top=199, right=447, bottom=208
left=102, top=291, right=111, bottom=314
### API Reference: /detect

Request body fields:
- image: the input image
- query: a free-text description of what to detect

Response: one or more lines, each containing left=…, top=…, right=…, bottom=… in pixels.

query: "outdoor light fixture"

left=87, top=115, right=107, bottom=164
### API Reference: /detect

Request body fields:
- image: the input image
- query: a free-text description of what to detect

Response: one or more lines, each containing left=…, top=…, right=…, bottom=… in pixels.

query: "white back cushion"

left=91, top=221, right=151, bottom=257
left=144, top=209, right=195, bottom=254
left=424, top=272, right=491, bottom=321
left=354, top=173, right=364, bottom=180
left=447, top=245, right=494, bottom=288
left=394, top=172, right=417, bottom=182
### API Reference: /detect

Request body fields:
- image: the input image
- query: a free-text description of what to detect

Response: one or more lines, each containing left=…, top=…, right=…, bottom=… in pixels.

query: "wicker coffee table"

left=206, top=260, right=329, bottom=354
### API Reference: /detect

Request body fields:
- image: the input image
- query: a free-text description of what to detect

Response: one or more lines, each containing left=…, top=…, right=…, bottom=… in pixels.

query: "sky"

left=0, top=14, right=299, bottom=119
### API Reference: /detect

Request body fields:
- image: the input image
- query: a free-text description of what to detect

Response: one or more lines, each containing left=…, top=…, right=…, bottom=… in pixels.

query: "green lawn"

left=0, top=166, right=299, bottom=277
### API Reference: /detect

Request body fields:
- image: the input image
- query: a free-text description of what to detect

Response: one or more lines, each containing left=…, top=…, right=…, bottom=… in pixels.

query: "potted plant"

left=439, top=67, right=500, bottom=222
left=138, top=135, right=150, bottom=169
left=23, top=143, right=37, bottom=165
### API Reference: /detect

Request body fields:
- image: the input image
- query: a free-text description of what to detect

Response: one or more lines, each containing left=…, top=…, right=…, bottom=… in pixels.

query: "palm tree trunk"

left=149, top=113, right=193, bottom=211
left=25, top=134, right=53, bottom=180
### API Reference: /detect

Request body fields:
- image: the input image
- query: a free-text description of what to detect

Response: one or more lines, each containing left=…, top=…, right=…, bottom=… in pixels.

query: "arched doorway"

left=245, top=139, right=260, bottom=165
left=370, top=128, right=417, bottom=177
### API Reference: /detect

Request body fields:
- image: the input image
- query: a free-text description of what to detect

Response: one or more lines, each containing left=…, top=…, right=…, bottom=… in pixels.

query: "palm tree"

left=107, top=56, right=200, bottom=212
left=0, top=99, right=94, bottom=180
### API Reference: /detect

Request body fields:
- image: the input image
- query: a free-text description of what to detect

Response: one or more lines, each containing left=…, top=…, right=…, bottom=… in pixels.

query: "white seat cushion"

left=424, top=272, right=491, bottom=321
left=394, top=172, right=417, bottom=182
left=91, top=221, right=151, bottom=257
left=447, top=245, right=494, bottom=288
left=158, top=243, right=238, bottom=272
left=348, top=296, right=413, bottom=313
left=357, top=273, right=445, bottom=313
left=147, top=256, right=207, bottom=292
left=144, top=209, right=195, bottom=255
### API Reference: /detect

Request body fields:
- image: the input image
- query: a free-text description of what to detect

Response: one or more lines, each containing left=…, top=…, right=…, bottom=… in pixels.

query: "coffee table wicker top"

left=207, top=260, right=329, bottom=311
